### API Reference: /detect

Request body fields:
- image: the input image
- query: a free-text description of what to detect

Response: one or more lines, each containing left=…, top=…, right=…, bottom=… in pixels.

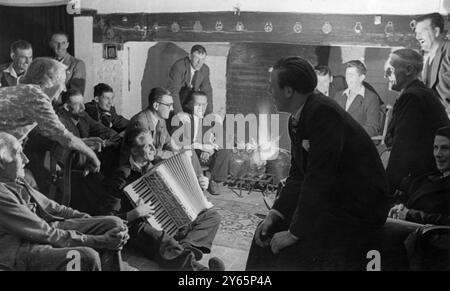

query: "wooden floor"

left=123, top=185, right=269, bottom=271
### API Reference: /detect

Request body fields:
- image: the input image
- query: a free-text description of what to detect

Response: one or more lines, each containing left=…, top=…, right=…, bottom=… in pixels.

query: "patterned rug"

left=209, top=196, right=267, bottom=251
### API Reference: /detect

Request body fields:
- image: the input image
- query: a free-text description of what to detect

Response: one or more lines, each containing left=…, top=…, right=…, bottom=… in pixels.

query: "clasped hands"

left=255, top=212, right=299, bottom=254
left=388, top=203, right=409, bottom=220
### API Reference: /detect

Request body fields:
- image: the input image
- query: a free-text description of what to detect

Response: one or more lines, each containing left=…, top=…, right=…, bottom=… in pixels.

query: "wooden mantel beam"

left=88, top=11, right=429, bottom=48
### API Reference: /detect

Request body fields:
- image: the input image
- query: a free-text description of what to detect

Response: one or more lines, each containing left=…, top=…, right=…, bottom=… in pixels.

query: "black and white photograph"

left=0, top=0, right=449, bottom=274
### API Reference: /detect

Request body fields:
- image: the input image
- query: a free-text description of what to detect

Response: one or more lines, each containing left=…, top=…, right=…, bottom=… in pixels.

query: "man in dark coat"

left=246, top=56, right=389, bottom=271
left=85, top=83, right=129, bottom=133
left=389, top=125, right=450, bottom=226
left=167, top=45, right=213, bottom=114
left=384, top=48, right=449, bottom=195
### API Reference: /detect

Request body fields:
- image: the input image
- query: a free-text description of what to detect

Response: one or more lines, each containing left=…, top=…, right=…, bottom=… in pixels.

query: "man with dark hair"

left=167, top=44, right=213, bottom=114
left=384, top=48, right=449, bottom=195
left=49, top=32, right=86, bottom=95
left=246, top=56, right=389, bottom=270
left=85, top=83, right=129, bottom=133
left=416, top=13, right=450, bottom=113
left=389, top=125, right=450, bottom=226
left=125, top=87, right=179, bottom=162
left=314, top=65, right=347, bottom=98
left=100, top=127, right=225, bottom=270
left=334, top=60, right=382, bottom=137
left=0, top=40, right=33, bottom=87
left=174, top=91, right=231, bottom=195
left=56, top=89, right=121, bottom=213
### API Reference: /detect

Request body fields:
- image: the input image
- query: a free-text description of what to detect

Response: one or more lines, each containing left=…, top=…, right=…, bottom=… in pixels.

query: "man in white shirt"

left=334, top=60, right=382, bottom=137
left=0, top=40, right=33, bottom=87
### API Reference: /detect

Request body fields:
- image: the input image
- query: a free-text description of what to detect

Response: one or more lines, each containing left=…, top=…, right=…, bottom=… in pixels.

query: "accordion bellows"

left=124, top=151, right=213, bottom=236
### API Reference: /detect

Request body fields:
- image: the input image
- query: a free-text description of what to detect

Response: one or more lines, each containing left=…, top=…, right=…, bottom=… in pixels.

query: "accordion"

left=123, top=151, right=213, bottom=236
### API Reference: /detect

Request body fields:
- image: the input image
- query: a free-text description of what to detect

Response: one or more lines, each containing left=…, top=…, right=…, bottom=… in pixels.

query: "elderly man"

left=415, top=13, right=450, bottom=113
left=0, top=40, right=33, bottom=87
left=384, top=48, right=449, bottom=195
left=0, top=132, right=129, bottom=271
left=167, top=45, right=213, bottom=114
left=49, top=32, right=86, bottom=95
left=0, top=57, right=101, bottom=174
left=334, top=60, right=382, bottom=137
left=389, top=125, right=450, bottom=226
left=100, top=127, right=224, bottom=270
left=246, top=56, right=389, bottom=271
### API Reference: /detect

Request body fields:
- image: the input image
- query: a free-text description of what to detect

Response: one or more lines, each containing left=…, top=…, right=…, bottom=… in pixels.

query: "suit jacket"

left=84, top=101, right=129, bottom=133
left=399, top=172, right=450, bottom=226
left=0, top=62, right=20, bottom=87
left=57, top=109, right=118, bottom=140
left=58, top=53, right=86, bottom=95
left=0, top=177, right=90, bottom=269
left=422, top=40, right=450, bottom=113
left=272, top=92, right=389, bottom=238
left=127, top=110, right=176, bottom=161
left=167, top=57, right=213, bottom=114
left=385, top=79, right=449, bottom=194
left=334, top=87, right=382, bottom=137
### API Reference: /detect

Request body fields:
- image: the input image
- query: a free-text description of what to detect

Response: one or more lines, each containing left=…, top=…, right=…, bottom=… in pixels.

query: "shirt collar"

left=4, top=63, right=21, bottom=79
left=343, top=85, right=365, bottom=98
left=129, top=155, right=152, bottom=173
left=291, top=104, right=305, bottom=127
left=148, top=110, right=160, bottom=132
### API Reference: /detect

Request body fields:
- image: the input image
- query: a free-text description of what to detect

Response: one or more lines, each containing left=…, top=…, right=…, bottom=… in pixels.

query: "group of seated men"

left=1, top=11, right=450, bottom=270
left=0, top=37, right=228, bottom=270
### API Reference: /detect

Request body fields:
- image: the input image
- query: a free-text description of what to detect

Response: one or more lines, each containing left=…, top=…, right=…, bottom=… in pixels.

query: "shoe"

left=208, top=257, right=225, bottom=271
left=191, top=260, right=209, bottom=271
left=208, top=180, right=222, bottom=195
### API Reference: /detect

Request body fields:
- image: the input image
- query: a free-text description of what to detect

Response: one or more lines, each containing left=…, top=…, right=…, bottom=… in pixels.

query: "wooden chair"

left=372, top=104, right=393, bottom=146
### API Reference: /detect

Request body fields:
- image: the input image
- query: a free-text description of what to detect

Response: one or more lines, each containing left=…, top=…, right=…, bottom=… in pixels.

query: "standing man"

left=0, top=40, right=33, bottom=87
left=415, top=13, right=450, bottom=114
left=334, top=60, right=382, bottom=137
left=49, top=32, right=86, bottom=95
left=167, top=45, right=213, bottom=114
left=246, top=56, right=389, bottom=270
left=384, top=48, right=449, bottom=195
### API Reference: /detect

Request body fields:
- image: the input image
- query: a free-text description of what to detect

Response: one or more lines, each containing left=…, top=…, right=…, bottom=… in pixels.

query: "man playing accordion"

left=99, top=127, right=225, bottom=271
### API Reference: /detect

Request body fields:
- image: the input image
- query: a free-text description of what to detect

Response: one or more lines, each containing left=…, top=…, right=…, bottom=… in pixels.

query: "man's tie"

left=191, top=70, right=198, bottom=88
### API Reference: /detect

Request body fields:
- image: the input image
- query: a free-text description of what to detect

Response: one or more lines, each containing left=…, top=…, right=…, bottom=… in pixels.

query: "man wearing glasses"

left=125, top=87, right=179, bottom=163
left=0, top=40, right=33, bottom=87
left=384, top=48, right=449, bottom=195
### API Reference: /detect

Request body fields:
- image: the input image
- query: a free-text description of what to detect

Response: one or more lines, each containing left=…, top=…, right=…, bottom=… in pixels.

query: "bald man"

left=384, top=48, right=449, bottom=195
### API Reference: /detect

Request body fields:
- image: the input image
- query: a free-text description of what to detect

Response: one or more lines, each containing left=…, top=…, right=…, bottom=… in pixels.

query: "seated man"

left=56, top=89, right=122, bottom=213
left=58, top=88, right=122, bottom=178
left=123, top=87, right=179, bottom=164
left=85, top=83, right=129, bottom=133
left=174, top=91, right=231, bottom=195
left=0, top=40, right=33, bottom=87
left=389, top=125, right=450, bottom=226
left=100, top=127, right=224, bottom=270
left=0, top=132, right=129, bottom=271
left=314, top=65, right=347, bottom=98
left=334, top=60, right=382, bottom=137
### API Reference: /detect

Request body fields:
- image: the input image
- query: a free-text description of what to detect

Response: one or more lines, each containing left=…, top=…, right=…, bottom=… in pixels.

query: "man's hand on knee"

left=94, top=225, right=130, bottom=250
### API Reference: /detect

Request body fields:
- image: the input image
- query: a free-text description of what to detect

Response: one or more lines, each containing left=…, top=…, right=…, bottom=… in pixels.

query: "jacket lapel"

left=430, top=42, right=445, bottom=87
left=347, top=95, right=363, bottom=115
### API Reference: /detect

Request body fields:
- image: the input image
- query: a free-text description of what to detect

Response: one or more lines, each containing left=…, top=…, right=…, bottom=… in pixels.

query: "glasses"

left=384, top=67, right=395, bottom=79
left=157, top=101, right=174, bottom=108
